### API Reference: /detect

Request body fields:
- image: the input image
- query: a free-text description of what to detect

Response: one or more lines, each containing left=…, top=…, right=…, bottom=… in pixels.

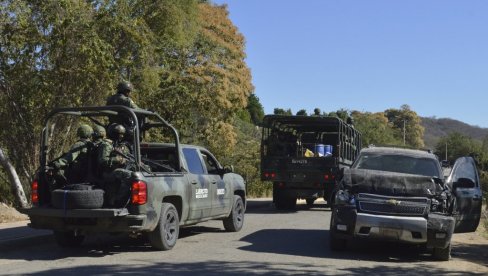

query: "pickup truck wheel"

left=306, top=198, right=316, bottom=207
left=148, top=203, right=179, bottom=251
left=53, top=231, right=85, bottom=247
left=432, top=243, right=451, bottom=261
left=275, top=193, right=296, bottom=210
left=223, top=195, right=245, bottom=232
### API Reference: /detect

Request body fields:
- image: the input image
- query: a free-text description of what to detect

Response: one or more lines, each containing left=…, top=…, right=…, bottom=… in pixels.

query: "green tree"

left=0, top=0, right=199, bottom=203
left=435, top=132, right=481, bottom=164
left=273, top=108, right=292, bottom=115
left=296, top=109, right=307, bottom=116
left=246, top=94, right=265, bottom=125
left=351, top=111, right=399, bottom=146
left=384, top=104, right=425, bottom=148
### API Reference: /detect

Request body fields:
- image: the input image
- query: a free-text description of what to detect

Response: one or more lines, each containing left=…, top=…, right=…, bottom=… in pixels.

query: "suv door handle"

left=191, top=180, right=198, bottom=185
left=211, top=181, right=217, bottom=184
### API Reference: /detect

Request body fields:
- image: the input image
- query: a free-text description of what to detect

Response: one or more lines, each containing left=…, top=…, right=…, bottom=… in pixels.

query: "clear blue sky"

left=213, top=0, right=488, bottom=127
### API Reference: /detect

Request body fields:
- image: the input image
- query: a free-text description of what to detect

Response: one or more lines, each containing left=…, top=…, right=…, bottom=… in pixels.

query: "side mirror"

left=452, top=177, right=475, bottom=190
left=223, top=165, right=234, bottom=174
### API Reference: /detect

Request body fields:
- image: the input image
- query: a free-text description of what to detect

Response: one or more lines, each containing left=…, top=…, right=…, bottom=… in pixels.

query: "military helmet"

left=108, top=124, right=126, bottom=140
left=92, top=125, right=106, bottom=139
left=77, top=124, right=93, bottom=139
left=117, top=81, right=134, bottom=94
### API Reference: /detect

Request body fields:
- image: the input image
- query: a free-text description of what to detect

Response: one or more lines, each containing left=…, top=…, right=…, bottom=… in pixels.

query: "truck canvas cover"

left=341, top=168, right=441, bottom=197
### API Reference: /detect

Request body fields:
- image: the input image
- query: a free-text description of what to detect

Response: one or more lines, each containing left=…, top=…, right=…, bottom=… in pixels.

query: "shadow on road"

left=0, top=225, right=224, bottom=261
left=17, top=260, right=482, bottom=276
left=452, top=242, right=488, bottom=268
left=239, top=228, right=488, bottom=267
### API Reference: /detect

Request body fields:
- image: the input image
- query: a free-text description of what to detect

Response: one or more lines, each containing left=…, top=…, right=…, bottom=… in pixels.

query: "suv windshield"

left=353, top=153, right=441, bottom=178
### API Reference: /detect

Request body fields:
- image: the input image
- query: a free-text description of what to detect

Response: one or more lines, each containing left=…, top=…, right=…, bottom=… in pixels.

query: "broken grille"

left=357, top=193, right=429, bottom=216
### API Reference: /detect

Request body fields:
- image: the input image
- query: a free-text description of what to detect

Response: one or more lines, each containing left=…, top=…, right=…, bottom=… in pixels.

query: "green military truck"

left=260, top=115, right=361, bottom=209
left=23, top=106, right=246, bottom=250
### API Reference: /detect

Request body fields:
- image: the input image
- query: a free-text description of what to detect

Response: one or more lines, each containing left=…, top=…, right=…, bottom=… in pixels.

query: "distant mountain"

left=421, top=117, right=488, bottom=149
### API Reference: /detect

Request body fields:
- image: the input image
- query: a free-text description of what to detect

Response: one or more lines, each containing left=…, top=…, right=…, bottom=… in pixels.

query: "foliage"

left=220, top=118, right=271, bottom=197
left=273, top=108, right=292, bottom=115
left=351, top=111, right=399, bottom=146
left=422, top=117, right=488, bottom=149
left=434, top=133, right=481, bottom=164
left=0, top=1, right=254, bottom=203
left=246, top=94, right=265, bottom=125
left=384, top=104, right=425, bottom=148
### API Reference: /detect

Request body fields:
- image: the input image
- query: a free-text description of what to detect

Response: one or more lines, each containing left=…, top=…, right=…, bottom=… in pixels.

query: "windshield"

left=353, top=153, right=441, bottom=178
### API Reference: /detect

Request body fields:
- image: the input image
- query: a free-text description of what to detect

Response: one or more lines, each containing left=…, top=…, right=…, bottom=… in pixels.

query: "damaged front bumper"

left=332, top=206, right=455, bottom=248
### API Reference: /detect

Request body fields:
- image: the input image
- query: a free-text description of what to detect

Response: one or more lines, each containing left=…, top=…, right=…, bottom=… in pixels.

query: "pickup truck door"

left=199, top=150, right=231, bottom=217
left=447, top=157, right=483, bottom=233
left=182, top=148, right=212, bottom=219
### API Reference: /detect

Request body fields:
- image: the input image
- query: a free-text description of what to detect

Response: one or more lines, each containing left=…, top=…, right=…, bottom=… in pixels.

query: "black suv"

left=329, top=146, right=482, bottom=261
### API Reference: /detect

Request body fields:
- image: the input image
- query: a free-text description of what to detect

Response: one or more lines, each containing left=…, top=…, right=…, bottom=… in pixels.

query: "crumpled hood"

left=341, top=168, right=442, bottom=197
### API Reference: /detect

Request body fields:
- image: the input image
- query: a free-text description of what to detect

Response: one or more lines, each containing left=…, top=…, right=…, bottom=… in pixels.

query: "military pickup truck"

left=24, top=106, right=246, bottom=250
left=260, top=115, right=361, bottom=209
left=329, top=146, right=482, bottom=261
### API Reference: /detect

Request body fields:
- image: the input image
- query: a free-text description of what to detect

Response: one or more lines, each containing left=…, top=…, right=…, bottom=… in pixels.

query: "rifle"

left=112, top=148, right=154, bottom=174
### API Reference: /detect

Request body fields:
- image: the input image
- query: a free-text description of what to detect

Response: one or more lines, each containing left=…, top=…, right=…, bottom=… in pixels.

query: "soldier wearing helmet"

left=106, top=81, right=138, bottom=109
left=97, top=124, right=134, bottom=206
left=50, top=124, right=94, bottom=187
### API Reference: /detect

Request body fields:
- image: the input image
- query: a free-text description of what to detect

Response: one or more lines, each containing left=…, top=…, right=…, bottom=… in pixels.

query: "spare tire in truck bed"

left=51, top=188, right=104, bottom=209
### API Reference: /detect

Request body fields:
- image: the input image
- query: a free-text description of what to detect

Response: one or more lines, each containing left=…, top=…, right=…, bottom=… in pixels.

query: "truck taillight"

left=324, top=173, right=335, bottom=181
left=264, top=172, right=276, bottom=179
left=31, top=180, right=39, bottom=205
left=131, top=181, right=147, bottom=205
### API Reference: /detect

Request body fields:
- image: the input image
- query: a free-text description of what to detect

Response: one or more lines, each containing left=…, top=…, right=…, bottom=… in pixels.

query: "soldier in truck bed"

left=97, top=124, right=133, bottom=206
left=50, top=124, right=94, bottom=188
left=106, top=81, right=138, bottom=109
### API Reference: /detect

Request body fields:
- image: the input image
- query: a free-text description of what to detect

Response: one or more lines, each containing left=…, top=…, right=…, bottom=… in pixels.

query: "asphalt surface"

left=1, top=199, right=487, bottom=275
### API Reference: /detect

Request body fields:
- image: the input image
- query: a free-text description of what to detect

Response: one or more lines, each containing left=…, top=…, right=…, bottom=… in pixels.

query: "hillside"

left=422, top=117, right=488, bottom=148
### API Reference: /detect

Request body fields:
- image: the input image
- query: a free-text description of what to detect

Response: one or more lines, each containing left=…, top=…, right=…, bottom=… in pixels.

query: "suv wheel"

left=148, top=203, right=179, bottom=250
left=223, top=195, right=245, bottom=232
left=432, top=243, right=451, bottom=261
left=329, top=211, right=347, bottom=251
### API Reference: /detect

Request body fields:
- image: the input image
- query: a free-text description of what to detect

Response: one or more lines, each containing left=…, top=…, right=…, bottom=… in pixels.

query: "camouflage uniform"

left=97, top=124, right=133, bottom=206
left=106, top=93, right=138, bottom=109
left=51, top=125, right=93, bottom=188
left=106, top=81, right=140, bottom=139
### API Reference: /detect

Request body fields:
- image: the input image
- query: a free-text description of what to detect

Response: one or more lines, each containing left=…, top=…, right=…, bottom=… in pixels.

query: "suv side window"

left=183, top=148, right=204, bottom=174
left=201, top=151, right=219, bottom=175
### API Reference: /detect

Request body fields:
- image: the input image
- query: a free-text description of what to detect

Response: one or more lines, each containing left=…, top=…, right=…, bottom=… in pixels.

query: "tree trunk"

left=0, top=148, right=29, bottom=208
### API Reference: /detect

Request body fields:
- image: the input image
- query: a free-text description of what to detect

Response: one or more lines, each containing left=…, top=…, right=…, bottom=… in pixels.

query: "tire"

left=51, top=189, right=104, bottom=209
left=148, top=203, right=179, bottom=251
left=63, top=183, right=93, bottom=190
left=329, top=210, right=347, bottom=251
left=306, top=198, right=316, bottom=207
left=223, top=195, right=245, bottom=232
left=274, top=191, right=297, bottom=210
left=432, top=243, right=451, bottom=261
left=53, top=231, right=85, bottom=247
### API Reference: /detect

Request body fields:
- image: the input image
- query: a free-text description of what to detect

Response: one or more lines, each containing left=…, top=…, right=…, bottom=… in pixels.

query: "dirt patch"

left=0, top=203, right=27, bottom=223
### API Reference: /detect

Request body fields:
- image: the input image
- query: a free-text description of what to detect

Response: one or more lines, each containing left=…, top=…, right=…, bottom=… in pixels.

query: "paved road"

left=1, top=199, right=487, bottom=275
